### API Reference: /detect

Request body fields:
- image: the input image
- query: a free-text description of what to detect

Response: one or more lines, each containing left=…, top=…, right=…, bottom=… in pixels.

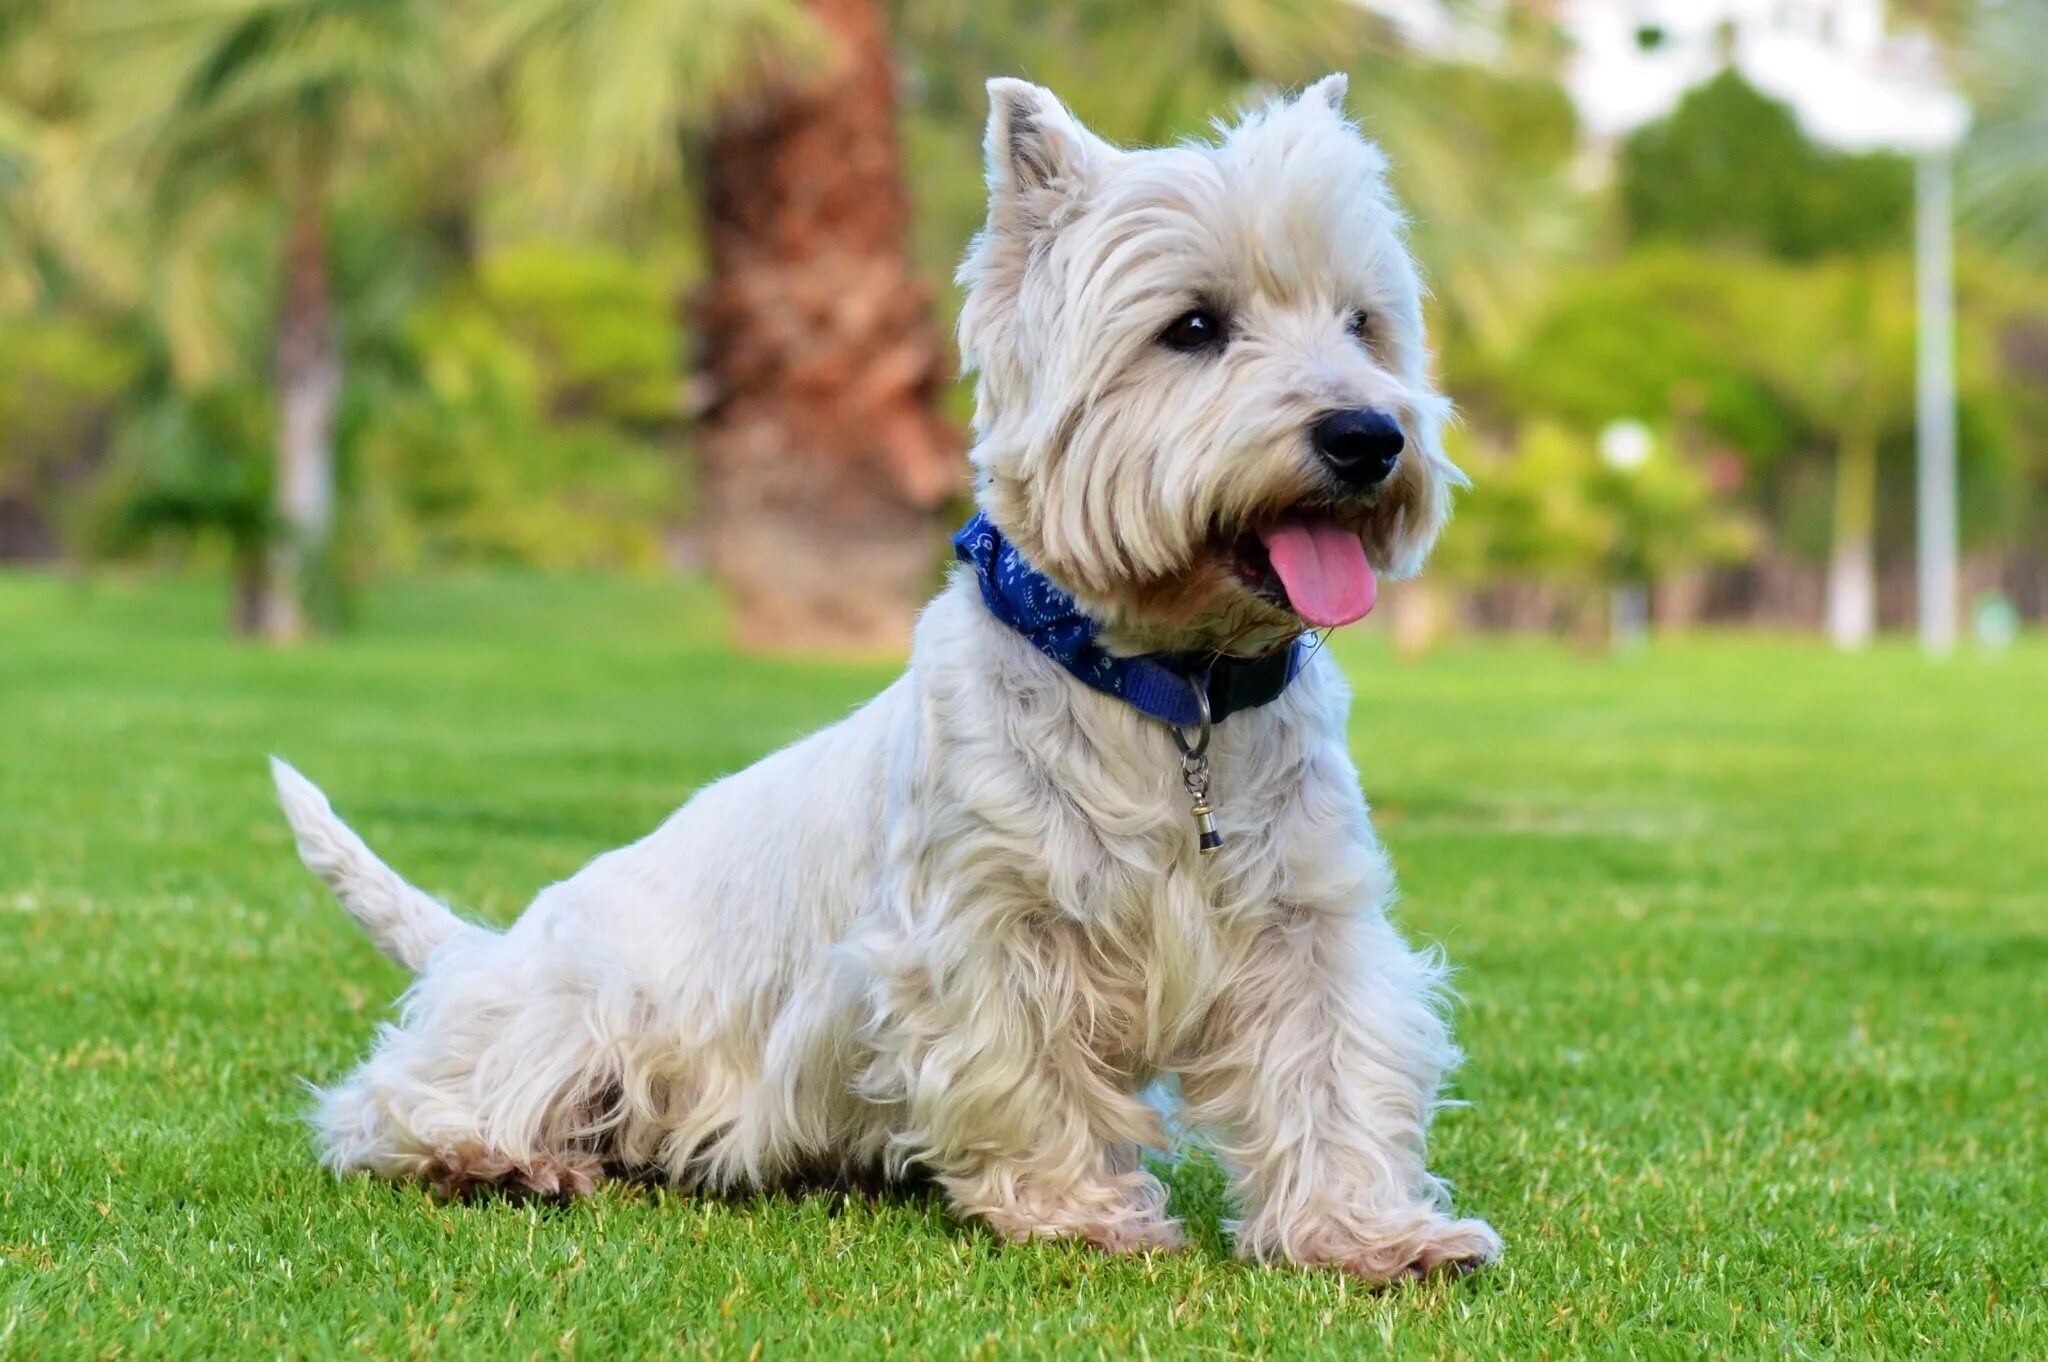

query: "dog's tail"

left=270, top=757, right=477, bottom=972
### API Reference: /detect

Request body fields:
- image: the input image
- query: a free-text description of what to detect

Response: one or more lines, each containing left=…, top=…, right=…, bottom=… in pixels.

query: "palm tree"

left=478, top=0, right=953, bottom=650
left=695, top=0, right=957, bottom=651
left=85, top=0, right=450, bottom=639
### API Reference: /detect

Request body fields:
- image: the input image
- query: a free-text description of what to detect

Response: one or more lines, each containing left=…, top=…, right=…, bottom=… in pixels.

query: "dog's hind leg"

left=313, top=936, right=642, bottom=1203
left=316, top=1026, right=614, bottom=1203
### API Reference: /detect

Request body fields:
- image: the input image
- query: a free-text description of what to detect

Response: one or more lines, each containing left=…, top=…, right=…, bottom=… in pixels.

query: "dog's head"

left=958, top=76, right=1464, bottom=654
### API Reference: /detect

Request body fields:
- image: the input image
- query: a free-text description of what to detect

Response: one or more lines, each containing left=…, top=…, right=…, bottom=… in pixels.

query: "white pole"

left=1915, top=151, right=1958, bottom=654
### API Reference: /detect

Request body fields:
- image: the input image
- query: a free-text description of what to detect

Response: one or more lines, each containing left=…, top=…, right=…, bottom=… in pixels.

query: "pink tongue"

left=1258, top=519, right=1377, bottom=627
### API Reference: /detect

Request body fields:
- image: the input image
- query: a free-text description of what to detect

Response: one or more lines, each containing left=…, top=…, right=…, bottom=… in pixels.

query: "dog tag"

left=1173, top=674, right=1222, bottom=855
left=1186, top=766, right=1223, bottom=856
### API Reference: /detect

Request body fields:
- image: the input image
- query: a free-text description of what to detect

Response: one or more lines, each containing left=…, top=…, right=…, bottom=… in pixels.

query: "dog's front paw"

left=962, top=1171, right=1186, bottom=1255
left=1317, top=1215, right=1502, bottom=1284
left=1074, top=1214, right=1187, bottom=1255
left=987, top=1208, right=1188, bottom=1255
left=980, top=1195, right=1188, bottom=1254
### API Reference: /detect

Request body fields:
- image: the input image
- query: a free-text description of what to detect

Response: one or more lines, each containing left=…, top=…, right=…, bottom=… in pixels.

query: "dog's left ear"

left=1298, top=73, right=1350, bottom=117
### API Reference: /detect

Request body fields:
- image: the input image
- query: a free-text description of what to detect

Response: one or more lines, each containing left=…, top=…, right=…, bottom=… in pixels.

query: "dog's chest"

left=1018, top=729, right=1315, bottom=1063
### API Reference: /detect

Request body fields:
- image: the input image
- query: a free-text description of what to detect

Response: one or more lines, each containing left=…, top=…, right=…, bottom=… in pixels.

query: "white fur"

left=281, top=77, right=1499, bottom=1279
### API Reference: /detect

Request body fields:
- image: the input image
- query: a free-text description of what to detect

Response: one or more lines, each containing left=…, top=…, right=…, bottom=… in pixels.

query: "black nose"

left=1311, top=409, right=1404, bottom=489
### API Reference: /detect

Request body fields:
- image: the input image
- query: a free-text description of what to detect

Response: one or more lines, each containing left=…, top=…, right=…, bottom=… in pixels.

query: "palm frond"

left=1959, top=0, right=2048, bottom=266
left=473, top=0, right=819, bottom=220
left=81, top=0, right=452, bottom=194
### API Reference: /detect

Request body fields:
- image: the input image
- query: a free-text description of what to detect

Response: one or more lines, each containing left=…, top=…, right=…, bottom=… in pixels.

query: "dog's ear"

left=960, top=81, right=1110, bottom=381
left=983, top=79, right=1110, bottom=229
left=1298, top=73, right=1350, bottom=117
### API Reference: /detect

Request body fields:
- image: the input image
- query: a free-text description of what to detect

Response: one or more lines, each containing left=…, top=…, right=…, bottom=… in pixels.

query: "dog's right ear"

left=983, top=79, right=1110, bottom=231
left=959, top=81, right=1112, bottom=383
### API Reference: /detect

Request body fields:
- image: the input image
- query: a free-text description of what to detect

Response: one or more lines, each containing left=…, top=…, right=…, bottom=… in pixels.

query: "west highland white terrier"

left=275, top=74, right=1499, bottom=1281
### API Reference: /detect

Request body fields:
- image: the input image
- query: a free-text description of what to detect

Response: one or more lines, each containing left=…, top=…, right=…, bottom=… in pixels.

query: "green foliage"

left=470, top=0, right=820, bottom=218
left=1480, top=249, right=1797, bottom=466
left=1449, top=420, right=1752, bottom=591
left=474, top=241, right=682, bottom=429
left=357, top=244, right=684, bottom=574
left=0, top=314, right=141, bottom=484
left=1620, top=70, right=1913, bottom=261
left=89, top=380, right=273, bottom=555
left=1362, top=55, right=1583, bottom=353
left=1477, top=245, right=2046, bottom=569
left=903, top=0, right=1365, bottom=146
left=85, top=0, right=453, bottom=195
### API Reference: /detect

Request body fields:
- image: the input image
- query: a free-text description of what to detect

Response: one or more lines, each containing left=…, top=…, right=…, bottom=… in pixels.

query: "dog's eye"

left=1161, top=308, right=1228, bottom=353
left=1346, top=308, right=1371, bottom=341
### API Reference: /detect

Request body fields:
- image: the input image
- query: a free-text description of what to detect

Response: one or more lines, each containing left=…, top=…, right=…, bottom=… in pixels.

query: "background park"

left=2, top=0, right=2045, bottom=1355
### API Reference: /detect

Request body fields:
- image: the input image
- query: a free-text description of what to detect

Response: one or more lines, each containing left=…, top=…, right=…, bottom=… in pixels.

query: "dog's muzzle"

left=1311, top=409, right=1404, bottom=491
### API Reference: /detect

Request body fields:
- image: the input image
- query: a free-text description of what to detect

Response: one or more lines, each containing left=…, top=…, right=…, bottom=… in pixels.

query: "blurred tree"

left=357, top=241, right=684, bottom=574
left=1487, top=246, right=2027, bottom=636
left=1959, top=0, right=2048, bottom=269
left=1446, top=419, right=1751, bottom=646
left=1739, top=259, right=1915, bottom=648
left=1372, top=54, right=1580, bottom=358
left=91, top=379, right=277, bottom=631
left=1619, top=70, right=1913, bottom=263
left=1478, top=250, right=1793, bottom=464
left=0, top=2, right=144, bottom=314
left=695, top=0, right=959, bottom=650
left=0, top=317, right=142, bottom=558
left=1617, top=70, right=1917, bottom=644
left=0, top=6, right=165, bottom=561
left=84, top=0, right=454, bottom=640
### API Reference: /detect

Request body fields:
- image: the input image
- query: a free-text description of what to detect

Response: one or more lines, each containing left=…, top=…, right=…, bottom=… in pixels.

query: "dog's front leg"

left=1179, top=908, right=1500, bottom=1282
left=885, top=930, right=1184, bottom=1253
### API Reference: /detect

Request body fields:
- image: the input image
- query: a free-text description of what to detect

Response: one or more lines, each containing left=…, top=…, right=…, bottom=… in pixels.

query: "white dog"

left=275, top=75, right=1500, bottom=1282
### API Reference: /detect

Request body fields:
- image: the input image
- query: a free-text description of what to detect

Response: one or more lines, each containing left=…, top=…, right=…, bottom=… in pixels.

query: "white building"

left=1361, top=0, right=1967, bottom=154
left=1562, top=0, right=1967, bottom=153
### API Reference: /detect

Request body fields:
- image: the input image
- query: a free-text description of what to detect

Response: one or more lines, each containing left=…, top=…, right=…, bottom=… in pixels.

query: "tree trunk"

left=1825, top=421, right=1878, bottom=650
left=697, top=0, right=959, bottom=653
left=1608, top=581, right=1650, bottom=651
left=232, top=540, right=271, bottom=636
left=261, top=184, right=342, bottom=642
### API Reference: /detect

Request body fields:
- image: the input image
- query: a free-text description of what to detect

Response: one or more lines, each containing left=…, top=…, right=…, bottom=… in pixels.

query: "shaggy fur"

left=276, top=75, right=1500, bottom=1280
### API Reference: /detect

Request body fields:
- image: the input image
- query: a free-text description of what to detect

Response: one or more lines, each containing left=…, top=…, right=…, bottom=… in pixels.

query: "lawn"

left=2, top=572, right=2044, bottom=1358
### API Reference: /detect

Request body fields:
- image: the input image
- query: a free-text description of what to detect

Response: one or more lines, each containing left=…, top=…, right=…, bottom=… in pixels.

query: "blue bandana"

left=952, top=512, right=1305, bottom=729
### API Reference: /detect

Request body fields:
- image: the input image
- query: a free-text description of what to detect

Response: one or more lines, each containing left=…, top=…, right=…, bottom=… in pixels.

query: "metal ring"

left=1171, top=672, right=1213, bottom=762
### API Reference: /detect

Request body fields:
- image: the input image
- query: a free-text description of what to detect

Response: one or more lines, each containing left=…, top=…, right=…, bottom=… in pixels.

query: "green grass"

left=3, top=572, right=2044, bottom=1358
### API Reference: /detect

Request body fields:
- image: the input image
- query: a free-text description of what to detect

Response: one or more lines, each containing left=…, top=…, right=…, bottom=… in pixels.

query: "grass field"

left=2, top=572, right=2044, bottom=1358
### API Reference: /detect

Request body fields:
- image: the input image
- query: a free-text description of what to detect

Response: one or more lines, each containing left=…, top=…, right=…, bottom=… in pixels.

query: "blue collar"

left=952, top=512, right=1305, bottom=729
